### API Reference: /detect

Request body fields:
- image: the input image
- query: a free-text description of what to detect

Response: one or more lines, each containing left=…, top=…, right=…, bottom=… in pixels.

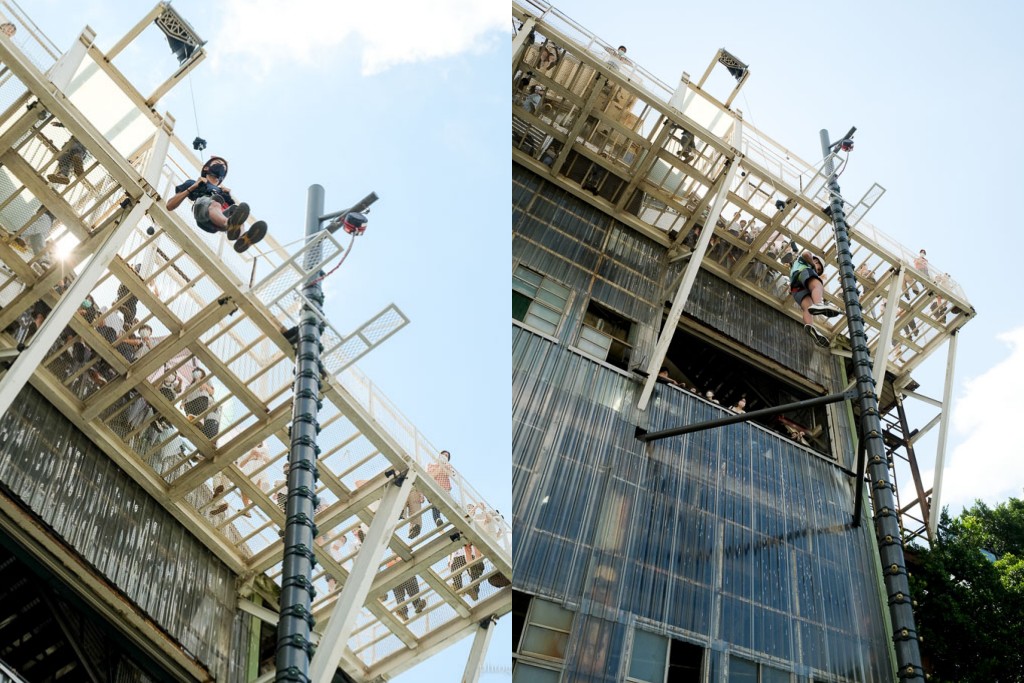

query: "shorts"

left=790, top=268, right=820, bottom=306
left=192, top=196, right=221, bottom=234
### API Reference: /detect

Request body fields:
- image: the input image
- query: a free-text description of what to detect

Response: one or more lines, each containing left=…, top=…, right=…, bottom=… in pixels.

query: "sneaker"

left=804, top=324, right=830, bottom=348
left=413, top=598, right=426, bottom=614
left=397, top=608, right=409, bottom=621
left=408, top=523, right=421, bottom=539
left=807, top=301, right=843, bottom=318
left=224, top=203, right=250, bottom=241
left=47, top=172, right=70, bottom=185
left=233, top=220, right=267, bottom=253
left=70, top=153, right=84, bottom=177
left=210, top=503, right=228, bottom=515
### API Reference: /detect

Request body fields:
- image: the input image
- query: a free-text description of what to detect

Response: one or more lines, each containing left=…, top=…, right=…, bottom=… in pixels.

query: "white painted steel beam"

left=462, top=616, right=497, bottom=683
left=637, top=156, right=743, bottom=411
left=872, top=268, right=906, bottom=393
left=0, top=199, right=151, bottom=419
left=309, top=472, right=416, bottom=683
left=929, top=330, right=959, bottom=536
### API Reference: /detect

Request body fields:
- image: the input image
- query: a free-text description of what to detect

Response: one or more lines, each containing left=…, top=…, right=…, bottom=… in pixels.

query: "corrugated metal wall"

left=513, top=325, right=892, bottom=681
left=513, top=165, right=832, bottom=386
left=513, top=164, right=893, bottom=680
left=0, top=384, right=249, bottom=680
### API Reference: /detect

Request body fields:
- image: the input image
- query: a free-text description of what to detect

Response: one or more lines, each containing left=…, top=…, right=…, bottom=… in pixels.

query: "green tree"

left=909, top=497, right=1024, bottom=682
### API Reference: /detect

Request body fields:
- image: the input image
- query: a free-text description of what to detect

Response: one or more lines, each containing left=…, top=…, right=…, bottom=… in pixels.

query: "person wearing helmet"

left=790, top=248, right=842, bottom=347
left=166, top=156, right=268, bottom=253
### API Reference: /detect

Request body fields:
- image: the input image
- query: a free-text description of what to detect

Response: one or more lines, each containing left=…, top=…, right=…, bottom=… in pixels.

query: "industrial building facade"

left=512, top=170, right=892, bottom=682
left=511, top=2, right=973, bottom=680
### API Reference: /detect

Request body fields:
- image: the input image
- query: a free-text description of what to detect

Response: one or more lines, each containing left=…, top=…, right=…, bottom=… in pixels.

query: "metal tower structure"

left=512, top=1, right=974, bottom=680
left=512, top=0, right=972, bottom=548
left=0, top=2, right=510, bottom=680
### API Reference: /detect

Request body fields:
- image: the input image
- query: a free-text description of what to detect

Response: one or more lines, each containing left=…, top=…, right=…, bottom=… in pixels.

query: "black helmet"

left=201, top=156, right=228, bottom=180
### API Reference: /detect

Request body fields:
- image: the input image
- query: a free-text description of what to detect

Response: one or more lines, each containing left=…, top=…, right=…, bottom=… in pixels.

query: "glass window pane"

left=521, top=625, right=569, bottom=659
left=729, top=657, right=758, bottom=683
left=530, top=598, right=575, bottom=630
left=536, top=286, right=568, bottom=310
left=513, top=662, right=562, bottom=683
left=579, top=325, right=612, bottom=349
left=576, top=336, right=610, bottom=360
left=515, top=266, right=543, bottom=289
left=513, top=279, right=538, bottom=297
left=529, top=303, right=562, bottom=327
left=628, top=630, right=668, bottom=682
left=524, top=313, right=557, bottom=336
left=540, top=278, right=570, bottom=302
left=761, top=665, right=791, bottom=683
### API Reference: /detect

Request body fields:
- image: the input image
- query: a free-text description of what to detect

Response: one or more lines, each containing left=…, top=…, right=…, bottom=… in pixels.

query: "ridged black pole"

left=820, top=130, right=924, bottom=682
left=276, top=184, right=326, bottom=682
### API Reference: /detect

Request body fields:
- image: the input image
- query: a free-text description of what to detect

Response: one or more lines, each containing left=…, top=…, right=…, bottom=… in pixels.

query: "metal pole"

left=820, top=129, right=924, bottom=681
left=276, top=184, right=327, bottom=682
left=462, top=617, right=498, bottom=683
left=636, top=390, right=854, bottom=442
left=927, top=329, right=959, bottom=536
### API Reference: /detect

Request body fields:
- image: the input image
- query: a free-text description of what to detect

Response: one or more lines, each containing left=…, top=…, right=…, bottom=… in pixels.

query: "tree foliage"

left=909, top=497, right=1024, bottom=682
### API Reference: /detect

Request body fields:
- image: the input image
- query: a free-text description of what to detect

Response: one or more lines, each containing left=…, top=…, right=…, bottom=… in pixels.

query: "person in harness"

left=165, top=156, right=267, bottom=253
left=790, top=246, right=843, bottom=347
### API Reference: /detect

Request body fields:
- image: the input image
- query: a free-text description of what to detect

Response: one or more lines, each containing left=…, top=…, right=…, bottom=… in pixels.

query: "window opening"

left=662, top=328, right=833, bottom=456
left=512, top=590, right=576, bottom=681
left=577, top=300, right=634, bottom=370
left=513, top=265, right=570, bottom=336
left=627, top=629, right=705, bottom=683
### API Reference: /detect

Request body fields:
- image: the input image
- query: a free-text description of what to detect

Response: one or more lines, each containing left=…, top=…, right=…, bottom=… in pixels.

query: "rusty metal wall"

left=0, top=384, right=248, bottom=680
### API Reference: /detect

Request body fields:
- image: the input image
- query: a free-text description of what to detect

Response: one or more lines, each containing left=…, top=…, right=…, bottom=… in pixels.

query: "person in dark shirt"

left=165, top=156, right=267, bottom=253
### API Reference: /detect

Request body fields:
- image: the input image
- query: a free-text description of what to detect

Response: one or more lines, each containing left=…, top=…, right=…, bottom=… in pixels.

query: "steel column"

left=462, top=616, right=497, bottom=683
left=275, top=185, right=327, bottom=682
left=637, top=157, right=742, bottom=411
left=872, top=268, right=906, bottom=392
left=820, top=128, right=924, bottom=682
left=308, top=473, right=415, bottom=683
left=928, top=329, right=959, bottom=536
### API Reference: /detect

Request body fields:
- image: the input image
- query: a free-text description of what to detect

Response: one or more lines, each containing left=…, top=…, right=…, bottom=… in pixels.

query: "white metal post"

left=308, top=472, right=416, bottom=683
left=928, top=330, right=959, bottom=536
left=637, top=158, right=742, bottom=411
left=461, top=616, right=497, bottom=683
left=512, top=16, right=538, bottom=71
left=872, top=268, right=906, bottom=393
left=0, top=198, right=152, bottom=418
left=47, top=27, right=95, bottom=89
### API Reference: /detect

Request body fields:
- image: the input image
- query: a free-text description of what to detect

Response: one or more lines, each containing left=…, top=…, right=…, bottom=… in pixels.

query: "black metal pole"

left=852, top=431, right=867, bottom=527
left=635, top=390, right=854, bottom=442
left=820, top=129, right=924, bottom=681
left=276, top=184, right=326, bottom=682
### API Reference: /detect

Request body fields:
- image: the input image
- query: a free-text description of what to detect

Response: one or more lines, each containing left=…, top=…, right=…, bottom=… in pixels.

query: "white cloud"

left=212, top=0, right=505, bottom=76
left=934, top=326, right=1024, bottom=510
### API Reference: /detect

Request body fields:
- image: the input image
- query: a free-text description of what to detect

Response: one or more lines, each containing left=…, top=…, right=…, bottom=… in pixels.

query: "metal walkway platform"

left=513, top=0, right=974, bottom=546
left=0, top=2, right=510, bottom=680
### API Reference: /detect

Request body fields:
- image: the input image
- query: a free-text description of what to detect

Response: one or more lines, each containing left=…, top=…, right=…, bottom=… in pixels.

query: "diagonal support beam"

left=462, top=616, right=497, bottom=683
left=637, top=157, right=742, bottom=411
left=872, top=268, right=905, bottom=392
left=928, top=329, right=959, bottom=536
left=308, top=471, right=416, bottom=683
left=0, top=199, right=151, bottom=419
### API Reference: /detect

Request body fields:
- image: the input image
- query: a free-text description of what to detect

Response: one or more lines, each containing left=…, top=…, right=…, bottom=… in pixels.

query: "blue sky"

left=21, top=0, right=509, bottom=679
left=541, top=0, right=1024, bottom=519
